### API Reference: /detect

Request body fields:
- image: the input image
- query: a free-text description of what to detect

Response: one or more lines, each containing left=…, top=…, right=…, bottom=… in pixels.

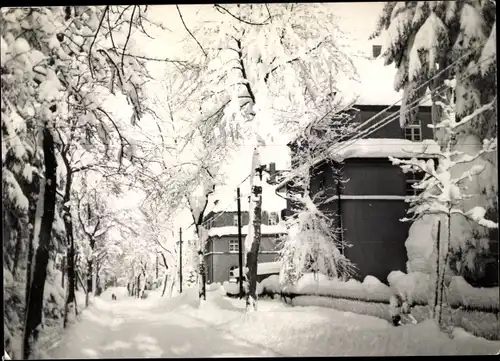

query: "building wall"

left=308, top=158, right=410, bottom=283
left=205, top=210, right=278, bottom=228
left=341, top=199, right=409, bottom=283
left=341, top=159, right=406, bottom=196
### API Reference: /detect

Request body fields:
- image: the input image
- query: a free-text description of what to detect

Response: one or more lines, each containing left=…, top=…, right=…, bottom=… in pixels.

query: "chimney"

left=372, top=45, right=382, bottom=59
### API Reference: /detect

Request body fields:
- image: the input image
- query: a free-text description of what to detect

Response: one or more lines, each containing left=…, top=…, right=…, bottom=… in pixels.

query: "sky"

left=111, top=2, right=390, bottom=241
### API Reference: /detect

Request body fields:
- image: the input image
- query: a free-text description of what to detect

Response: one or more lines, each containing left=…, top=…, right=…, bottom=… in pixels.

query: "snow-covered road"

left=45, top=288, right=279, bottom=358
left=43, top=286, right=500, bottom=358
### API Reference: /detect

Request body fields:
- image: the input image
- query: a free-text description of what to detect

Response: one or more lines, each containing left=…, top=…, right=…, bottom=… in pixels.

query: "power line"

left=276, top=53, right=496, bottom=189
left=331, top=55, right=497, bottom=157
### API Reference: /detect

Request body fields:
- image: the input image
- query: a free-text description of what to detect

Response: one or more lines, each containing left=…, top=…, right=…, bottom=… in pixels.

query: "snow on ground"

left=43, top=285, right=500, bottom=357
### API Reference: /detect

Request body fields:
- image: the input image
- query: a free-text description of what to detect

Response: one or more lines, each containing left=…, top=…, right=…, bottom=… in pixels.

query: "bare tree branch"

left=214, top=4, right=271, bottom=26
left=176, top=4, right=207, bottom=58
left=121, top=5, right=137, bottom=75
left=89, top=6, right=109, bottom=79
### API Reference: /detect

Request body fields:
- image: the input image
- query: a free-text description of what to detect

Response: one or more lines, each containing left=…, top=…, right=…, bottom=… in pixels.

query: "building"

left=276, top=44, right=439, bottom=283
left=203, top=181, right=287, bottom=284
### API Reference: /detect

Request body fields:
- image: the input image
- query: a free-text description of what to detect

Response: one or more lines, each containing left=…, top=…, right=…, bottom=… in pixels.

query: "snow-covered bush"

left=286, top=273, right=392, bottom=303
left=222, top=281, right=240, bottom=296
left=291, top=295, right=392, bottom=322
left=452, top=309, right=500, bottom=341
left=206, top=282, right=222, bottom=292
left=261, top=275, right=281, bottom=294
left=388, top=271, right=432, bottom=306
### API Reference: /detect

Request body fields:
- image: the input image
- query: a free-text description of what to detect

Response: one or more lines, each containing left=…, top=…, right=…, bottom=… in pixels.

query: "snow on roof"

left=232, top=261, right=281, bottom=277
left=208, top=224, right=287, bottom=238
left=209, top=176, right=286, bottom=214
left=330, top=138, right=440, bottom=162
left=337, top=43, right=432, bottom=107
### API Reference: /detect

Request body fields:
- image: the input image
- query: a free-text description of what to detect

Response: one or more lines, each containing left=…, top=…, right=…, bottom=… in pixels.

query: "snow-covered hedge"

left=222, top=281, right=240, bottom=296
left=291, top=295, right=392, bottom=322
left=222, top=273, right=392, bottom=303
left=447, top=276, right=499, bottom=312
left=206, top=282, right=222, bottom=292
left=452, top=308, right=500, bottom=341
left=261, top=275, right=280, bottom=294
left=387, top=271, right=432, bottom=306
left=286, top=273, right=392, bottom=303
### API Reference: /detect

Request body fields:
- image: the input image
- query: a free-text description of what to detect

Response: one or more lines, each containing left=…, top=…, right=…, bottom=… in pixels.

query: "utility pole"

left=236, top=187, right=244, bottom=298
left=179, top=227, right=183, bottom=294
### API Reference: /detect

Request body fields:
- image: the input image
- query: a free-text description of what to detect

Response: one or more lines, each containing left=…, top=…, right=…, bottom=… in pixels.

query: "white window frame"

left=268, top=212, right=279, bottom=225
left=404, top=118, right=422, bottom=142
left=233, top=214, right=239, bottom=226
left=405, top=172, right=423, bottom=196
left=229, top=239, right=239, bottom=253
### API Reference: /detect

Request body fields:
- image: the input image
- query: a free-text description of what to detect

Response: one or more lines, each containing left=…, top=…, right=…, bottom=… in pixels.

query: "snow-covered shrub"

left=291, top=296, right=392, bottom=322
left=206, top=282, right=222, bottom=292
left=287, top=273, right=392, bottom=303
left=222, top=281, right=240, bottom=296
left=389, top=294, right=402, bottom=326
left=279, top=197, right=356, bottom=287
left=388, top=271, right=432, bottom=306
left=452, top=309, right=500, bottom=341
left=261, top=275, right=280, bottom=294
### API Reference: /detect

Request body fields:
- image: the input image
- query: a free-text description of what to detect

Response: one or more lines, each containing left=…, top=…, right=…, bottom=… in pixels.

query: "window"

left=229, top=239, right=239, bottom=253
left=404, top=117, right=422, bottom=141
left=268, top=212, right=279, bottom=225
left=405, top=171, right=424, bottom=196
left=229, top=266, right=238, bottom=283
left=233, top=214, right=239, bottom=226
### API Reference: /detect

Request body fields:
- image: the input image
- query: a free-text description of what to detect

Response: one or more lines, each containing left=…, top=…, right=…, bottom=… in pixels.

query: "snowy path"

left=45, top=288, right=279, bottom=358
left=44, top=286, right=500, bottom=358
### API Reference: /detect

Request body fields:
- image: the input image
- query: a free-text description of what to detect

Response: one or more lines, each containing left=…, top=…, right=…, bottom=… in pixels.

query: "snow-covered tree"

left=174, top=3, right=356, bottom=311
left=1, top=6, right=163, bottom=357
left=372, top=1, right=496, bottom=140
left=389, top=78, right=497, bottom=327
left=278, top=107, right=358, bottom=288
left=373, top=1, right=498, bottom=292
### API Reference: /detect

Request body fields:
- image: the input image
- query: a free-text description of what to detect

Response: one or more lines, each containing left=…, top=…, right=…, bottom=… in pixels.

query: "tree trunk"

left=136, top=274, right=141, bottom=298
left=61, top=256, right=65, bottom=289
left=161, top=274, right=168, bottom=297
left=60, top=157, right=77, bottom=327
left=23, top=126, right=57, bottom=360
left=438, top=213, right=453, bottom=327
left=156, top=255, right=159, bottom=281
left=246, top=166, right=263, bottom=311
left=87, top=259, right=93, bottom=295
left=432, top=220, right=441, bottom=320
